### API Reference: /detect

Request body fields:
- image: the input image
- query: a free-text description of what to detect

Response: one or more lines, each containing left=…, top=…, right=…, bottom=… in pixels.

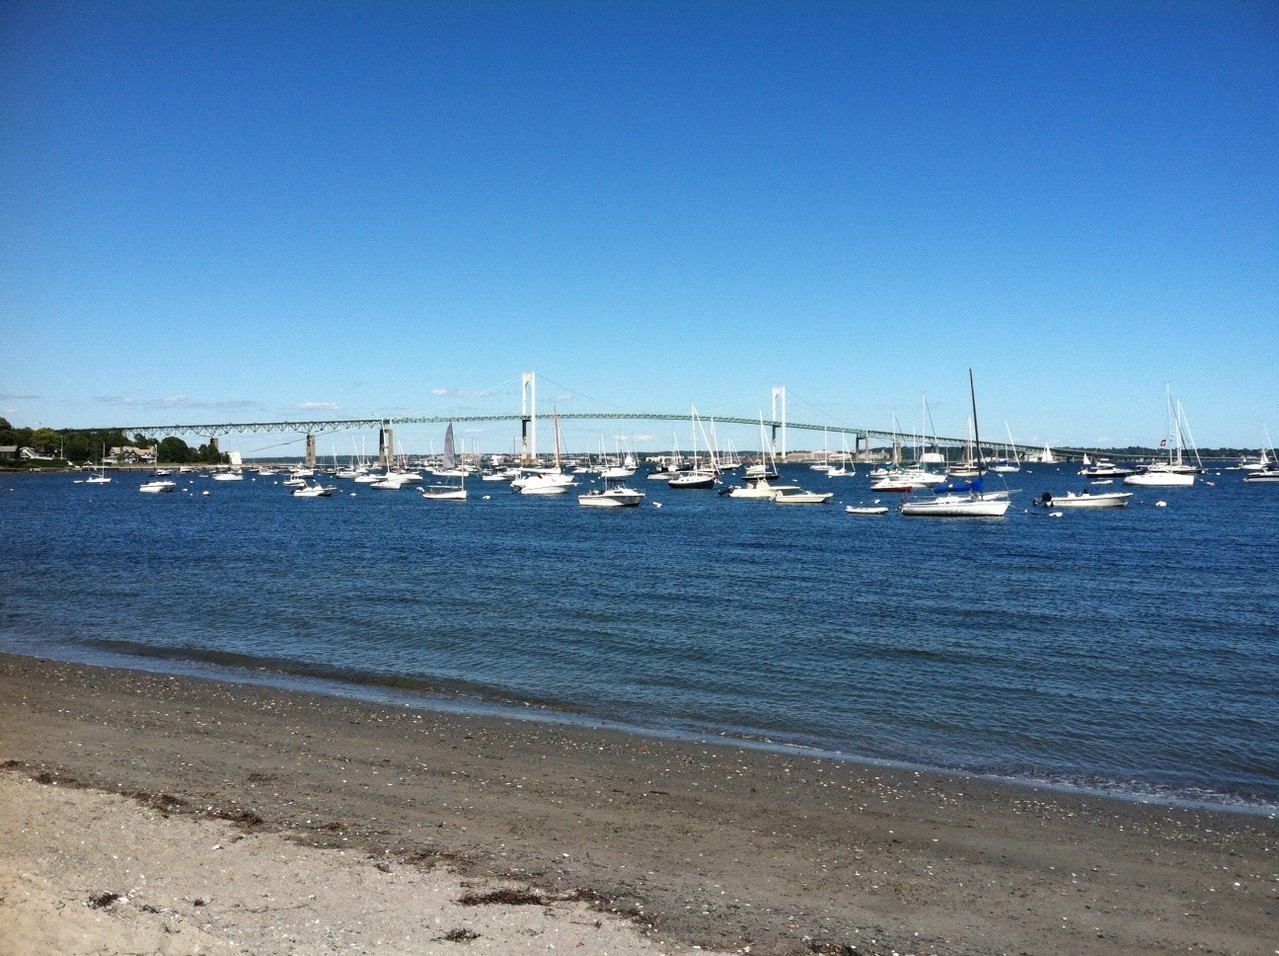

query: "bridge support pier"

left=306, top=434, right=316, bottom=468
left=379, top=426, right=395, bottom=467
left=520, top=372, right=537, bottom=465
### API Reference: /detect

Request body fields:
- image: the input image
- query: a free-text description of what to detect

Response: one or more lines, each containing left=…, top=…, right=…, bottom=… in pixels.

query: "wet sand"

left=0, top=652, right=1274, bottom=955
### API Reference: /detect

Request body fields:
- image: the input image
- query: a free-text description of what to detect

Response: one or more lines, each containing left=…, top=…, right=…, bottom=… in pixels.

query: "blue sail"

left=935, top=476, right=984, bottom=495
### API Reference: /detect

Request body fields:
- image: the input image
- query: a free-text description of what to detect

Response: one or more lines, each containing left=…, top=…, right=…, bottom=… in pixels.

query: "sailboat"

left=421, top=423, right=467, bottom=501
left=901, top=371, right=1012, bottom=517
left=825, top=436, right=856, bottom=478
left=990, top=422, right=1021, bottom=473
left=667, top=405, right=718, bottom=489
left=1123, top=386, right=1199, bottom=487
left=511, top=411, right=576, bottom=495
left=84, top=443, right=112, bottom=484
left=727, top=416, right=788, bottom=497
left=1241, top=427, right=1279, bottom=483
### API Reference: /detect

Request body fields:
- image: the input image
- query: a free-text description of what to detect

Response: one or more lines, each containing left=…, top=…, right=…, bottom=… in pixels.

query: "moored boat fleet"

left=101, top=381, right=1276, bottom=512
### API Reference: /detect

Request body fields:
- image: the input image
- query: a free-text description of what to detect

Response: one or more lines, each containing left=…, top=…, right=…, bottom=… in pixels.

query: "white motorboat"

left=772, top=487, right=833, bottom=505
left=1033, top=490, right=1132, bottom=509
left=845, top=505, right=889, bottom=515
left=212, top=470, right=244, bottom=481
left=725, top=477, right=796, bottom=499
left=1243, top=468, right=1279, bottom=484
left=1079, top=457, right=1137, bottom=479
left=139, top=479, right=177, bottom=494
left=512, top=471, right=575, bottom=495
left=292, top=481, right=336, bottom=497
left=579, top=478, right=646, bottom=508
left=869, top=467, right=946, bottom=492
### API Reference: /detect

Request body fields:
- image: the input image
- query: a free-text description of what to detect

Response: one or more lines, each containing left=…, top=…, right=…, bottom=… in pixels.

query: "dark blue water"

left=3, top=465, right=1277, bottom=812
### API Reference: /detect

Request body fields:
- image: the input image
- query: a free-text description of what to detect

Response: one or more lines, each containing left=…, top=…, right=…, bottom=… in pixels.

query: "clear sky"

left=3, top=0, right=1276, bottom=456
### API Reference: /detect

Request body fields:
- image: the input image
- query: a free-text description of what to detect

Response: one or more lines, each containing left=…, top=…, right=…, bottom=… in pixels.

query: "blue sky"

left=3, top=1, right=1276, bottom=455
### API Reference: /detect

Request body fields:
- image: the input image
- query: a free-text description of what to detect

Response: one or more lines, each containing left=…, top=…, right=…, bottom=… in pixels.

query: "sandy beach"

left=0, top=652, right=1274, bottom=955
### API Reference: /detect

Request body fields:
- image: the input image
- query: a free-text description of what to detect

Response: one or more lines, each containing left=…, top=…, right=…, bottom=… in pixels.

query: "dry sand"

left=0, top=652, right=1274, bottom=955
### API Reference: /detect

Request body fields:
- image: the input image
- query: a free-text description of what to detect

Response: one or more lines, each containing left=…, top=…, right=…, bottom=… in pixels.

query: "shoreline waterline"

left=3, top=650, right=1276, bottom=956
left=7, top=643, right=1275, bottom=818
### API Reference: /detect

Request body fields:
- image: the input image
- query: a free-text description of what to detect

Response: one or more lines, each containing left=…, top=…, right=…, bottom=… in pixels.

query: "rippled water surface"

left=3, top=465, right=1277, bottom=810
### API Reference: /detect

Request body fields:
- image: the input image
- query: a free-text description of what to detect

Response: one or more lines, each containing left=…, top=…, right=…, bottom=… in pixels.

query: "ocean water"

left=3, top=464, right=1277, bottom=813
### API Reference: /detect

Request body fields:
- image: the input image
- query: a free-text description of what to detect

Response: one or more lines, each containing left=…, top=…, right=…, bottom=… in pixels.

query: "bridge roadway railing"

left=86, top=412, right=1055, bottom=459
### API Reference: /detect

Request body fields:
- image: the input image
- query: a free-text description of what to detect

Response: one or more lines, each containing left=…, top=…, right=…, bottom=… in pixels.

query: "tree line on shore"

left=0, top=419, right=227, bottom=468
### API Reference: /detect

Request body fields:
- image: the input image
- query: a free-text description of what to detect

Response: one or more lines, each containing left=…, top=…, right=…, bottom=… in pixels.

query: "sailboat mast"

left=969, top=369, right=984, bottom=473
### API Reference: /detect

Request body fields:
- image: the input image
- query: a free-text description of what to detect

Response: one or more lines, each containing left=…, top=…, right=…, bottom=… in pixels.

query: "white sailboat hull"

left=901, top=495, right=1010, bottom=517
left=1123, top=470, right=1194, bottom=487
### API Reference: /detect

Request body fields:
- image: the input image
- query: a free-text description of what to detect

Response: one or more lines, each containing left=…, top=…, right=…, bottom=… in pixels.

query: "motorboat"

left=725, top=477, right=795, bottom=499
left=579, top=479, right=646, bottom=508
left=139, top=479, right=177, bottom=494
left=1243, top=467, right=1279, bottom=484
left=292, top=481, right=336, bottom=497
left=511, top=471, right=576, bottom=495
left=1078, top=457, right=1137, bottom=479
left=1033, top=490, right=1132, bottom=509
left=772, top=487, right=833, bottom=505
left=869, top=467, right=945, bottom=492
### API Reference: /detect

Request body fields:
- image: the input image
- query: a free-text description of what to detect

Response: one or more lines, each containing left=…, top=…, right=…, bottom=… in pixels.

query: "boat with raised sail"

left=421, top=423, right=467, bottom=501
left=901, top=371, right=1011, bottom=518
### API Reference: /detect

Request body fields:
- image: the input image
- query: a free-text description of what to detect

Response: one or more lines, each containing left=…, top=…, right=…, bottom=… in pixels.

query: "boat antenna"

left=969, top=368, right=985, bottom=475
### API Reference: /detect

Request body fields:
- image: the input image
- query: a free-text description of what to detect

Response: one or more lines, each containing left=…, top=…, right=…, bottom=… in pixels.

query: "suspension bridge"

left=85, top=374, right=1049, bottom=467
